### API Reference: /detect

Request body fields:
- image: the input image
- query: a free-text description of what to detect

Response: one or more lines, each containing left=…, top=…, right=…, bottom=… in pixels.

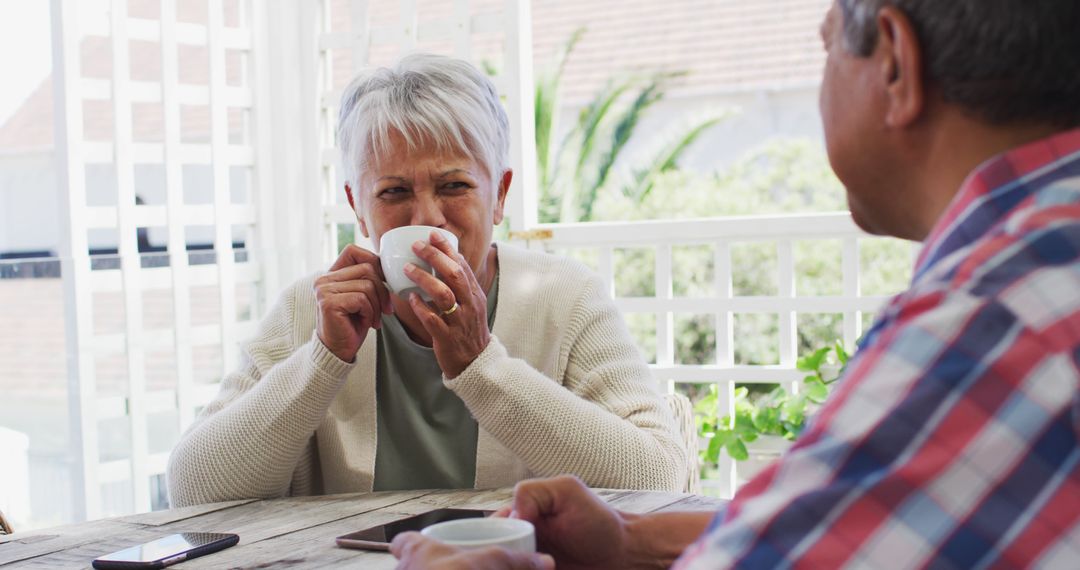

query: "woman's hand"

left=390, top=533, right=553, bottom=570
left=404, top=230, right=492, bottom=377
left=314, top=244, right=393, bottom=363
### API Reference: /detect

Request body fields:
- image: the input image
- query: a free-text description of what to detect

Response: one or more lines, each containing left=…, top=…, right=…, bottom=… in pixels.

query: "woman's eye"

left=378, top=187, right=408, bottom=198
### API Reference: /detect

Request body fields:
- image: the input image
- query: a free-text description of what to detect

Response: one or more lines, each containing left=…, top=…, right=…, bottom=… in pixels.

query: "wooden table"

left=0, top=488, right=726, bottom=569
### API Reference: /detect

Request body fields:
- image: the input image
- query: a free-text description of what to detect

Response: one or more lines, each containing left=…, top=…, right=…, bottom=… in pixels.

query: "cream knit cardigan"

left=167, top=244, right=688, bottom=507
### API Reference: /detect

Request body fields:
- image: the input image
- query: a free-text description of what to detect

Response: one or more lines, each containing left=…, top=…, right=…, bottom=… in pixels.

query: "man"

left=392, top=0, right=1080, bottom=567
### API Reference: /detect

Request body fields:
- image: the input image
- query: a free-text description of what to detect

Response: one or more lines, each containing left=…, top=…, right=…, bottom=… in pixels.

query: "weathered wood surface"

left=0, top=488, right=727, bottom=569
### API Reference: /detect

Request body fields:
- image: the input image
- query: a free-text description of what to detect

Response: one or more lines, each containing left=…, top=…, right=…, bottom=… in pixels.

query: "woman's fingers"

left=329, top=243, right=382, bottom=273
left=319, top=279, right=386, bottom=326
left=408, top=292, right=451, bottom=338
left=314, top=244, right=398, bottom=363
left=316, top=279, right=382, bottom=332
left=403, top=263, right=458, bottom=313
left=322, top=262, right=392, bottom=315
left=404, top=231, right=473, bottom=313
left=397, top=231, right=491, bottom=378
left=411, top=233, right=478, bottom=298
left=323, top=258, right=381, bottom=282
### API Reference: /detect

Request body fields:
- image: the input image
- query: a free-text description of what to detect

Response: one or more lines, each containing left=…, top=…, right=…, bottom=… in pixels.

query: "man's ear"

left=876, top=6, right=925, bottom=128
left=492, top=169, right=513, bottom=225
left=345, top=183, right=370, bottom=237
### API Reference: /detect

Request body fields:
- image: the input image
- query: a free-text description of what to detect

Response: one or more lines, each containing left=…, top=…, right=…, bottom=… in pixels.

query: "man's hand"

left=314, top=244, right=393, bottom=362
left=504, top=476, right=714, bottom=570
left=390, top=532, right=554, bottom=570
left=504, top=475, right=631, bottom=570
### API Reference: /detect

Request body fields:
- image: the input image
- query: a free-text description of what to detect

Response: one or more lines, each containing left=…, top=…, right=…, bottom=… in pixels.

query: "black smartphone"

left=336, top=508, right=494, bottom=551
left=91, top=532, right=239, bottom=569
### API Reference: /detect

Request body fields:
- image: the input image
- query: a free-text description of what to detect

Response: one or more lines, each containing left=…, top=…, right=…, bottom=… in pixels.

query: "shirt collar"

left=914, top=127, right=1080, bottom=279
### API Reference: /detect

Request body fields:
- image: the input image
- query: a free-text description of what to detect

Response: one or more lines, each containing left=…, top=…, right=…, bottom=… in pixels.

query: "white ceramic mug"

left=378, top=225, right=459, bottom=302
left=420, top=518, right=535, bottom=553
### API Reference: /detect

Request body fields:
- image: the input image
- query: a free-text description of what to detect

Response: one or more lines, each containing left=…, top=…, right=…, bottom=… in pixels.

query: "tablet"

left=336, top=508, right=494, bottom=551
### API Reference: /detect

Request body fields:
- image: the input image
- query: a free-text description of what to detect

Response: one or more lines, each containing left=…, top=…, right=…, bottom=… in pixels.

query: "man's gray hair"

left=837, top=0, right=1080, bottom=128
left=337, top=53, right=510, bottom=189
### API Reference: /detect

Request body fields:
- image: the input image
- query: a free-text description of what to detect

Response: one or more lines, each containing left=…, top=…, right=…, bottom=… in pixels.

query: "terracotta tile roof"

left=0, top=78, right=55, bottom=149
left=0, top=0, right=828, bottom=151
left=528, top=0, right=828, bottom=102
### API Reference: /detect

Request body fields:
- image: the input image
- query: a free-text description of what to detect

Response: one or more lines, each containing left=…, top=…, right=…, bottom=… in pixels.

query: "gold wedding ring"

left=440, top=302, right=460, bottom=317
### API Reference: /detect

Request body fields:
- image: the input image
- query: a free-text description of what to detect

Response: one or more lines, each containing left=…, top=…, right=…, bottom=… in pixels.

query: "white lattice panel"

left=50, top=0, right=264, bottom=520
left=527, top=212, right=914, bottom=497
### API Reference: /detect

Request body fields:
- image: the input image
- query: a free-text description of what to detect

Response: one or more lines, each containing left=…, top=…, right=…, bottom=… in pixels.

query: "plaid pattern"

left=676, top=128, right=1080, bottom=569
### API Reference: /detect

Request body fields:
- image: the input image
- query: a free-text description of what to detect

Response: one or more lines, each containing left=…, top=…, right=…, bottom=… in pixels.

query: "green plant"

left=696, top=341, right=850, bottom=463
left=534, top=27, right=584, bottom=195
left=533, top=29, right=725, bottom=223
left=337, top=223, right=355, bottom=252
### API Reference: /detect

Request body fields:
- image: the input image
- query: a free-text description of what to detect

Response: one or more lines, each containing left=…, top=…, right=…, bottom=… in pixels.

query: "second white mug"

left=420, top=517, right=535, bottom=553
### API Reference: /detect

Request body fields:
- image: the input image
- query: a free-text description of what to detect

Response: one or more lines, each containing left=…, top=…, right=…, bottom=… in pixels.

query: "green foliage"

left=625, top=116, right=727, bottom=202
left=675, top=314, right=716, bottom=365
left=534, top=27, right=584, bottom=193
left=337, top=224, right=355, bottom=253
left=697, top=342, right=850, bottom=466
left=860, top=237, right=915, bottom=295
left=576, top=74, right=670, bottom=221
left=592, top=138, right=847, bottom=222
left=533, top=30, right=724, bottom=223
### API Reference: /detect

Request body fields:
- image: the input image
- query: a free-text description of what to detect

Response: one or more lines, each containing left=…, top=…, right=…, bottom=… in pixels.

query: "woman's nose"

left=409, top=193, right=447, bottom=227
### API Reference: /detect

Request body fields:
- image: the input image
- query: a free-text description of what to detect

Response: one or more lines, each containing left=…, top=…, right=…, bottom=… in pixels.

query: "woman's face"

left=350, top=130, right=510, bottom=280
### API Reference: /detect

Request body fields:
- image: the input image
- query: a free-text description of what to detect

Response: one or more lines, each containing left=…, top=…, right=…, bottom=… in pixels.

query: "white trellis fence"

left=51, top=0, right=264, bottom=520
left=519, top=214, right=904, bottom=497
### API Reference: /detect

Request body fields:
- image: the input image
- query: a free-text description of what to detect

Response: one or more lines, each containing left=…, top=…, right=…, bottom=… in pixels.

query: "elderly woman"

left=166, top=53, right=688, bottom=507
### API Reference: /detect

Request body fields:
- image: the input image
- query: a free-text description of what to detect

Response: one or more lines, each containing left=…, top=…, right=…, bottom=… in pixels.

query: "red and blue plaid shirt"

left=676, top=128, right=1080, bottom=569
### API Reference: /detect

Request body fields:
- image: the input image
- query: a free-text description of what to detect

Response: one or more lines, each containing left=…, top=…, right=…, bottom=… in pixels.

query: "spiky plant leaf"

left=626, top=115, right=726, bottom=201
left=535, top=27, right=585, bottom=192
left=578, top=74, right=676, bottom=220
left=559, top=79, right=634, bottom=222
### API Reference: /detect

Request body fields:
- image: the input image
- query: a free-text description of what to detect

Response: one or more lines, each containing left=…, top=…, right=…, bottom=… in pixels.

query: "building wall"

left=544, top=86, right=823, bottom=180
left=0, top=152, right=60, bottom=255
left=680, top=87, right=824, bottom=171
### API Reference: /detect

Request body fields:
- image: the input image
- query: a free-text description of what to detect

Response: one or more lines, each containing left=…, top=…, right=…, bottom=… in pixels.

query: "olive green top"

left=372, top=272, right=499, bottom=491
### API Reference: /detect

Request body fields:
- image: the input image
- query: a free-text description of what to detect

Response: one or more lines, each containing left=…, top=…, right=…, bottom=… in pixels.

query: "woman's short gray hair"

left=837, top=0, right=1080, bottom=128
left=336, top=53, right=511, bottom=189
